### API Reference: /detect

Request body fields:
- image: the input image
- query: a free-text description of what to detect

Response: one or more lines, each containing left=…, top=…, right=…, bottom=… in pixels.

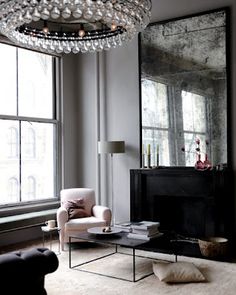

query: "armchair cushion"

left=64, top=198, right=84, bottom=210
left=69, top=208, right=90, bottom=219
left=64, top=199, right=90, bottom=219
left=61, top=188, right=95, bottom=216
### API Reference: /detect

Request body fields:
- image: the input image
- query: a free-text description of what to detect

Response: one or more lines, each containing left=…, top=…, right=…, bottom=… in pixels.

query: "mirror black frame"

left=139, top=7, right=231, bottom=169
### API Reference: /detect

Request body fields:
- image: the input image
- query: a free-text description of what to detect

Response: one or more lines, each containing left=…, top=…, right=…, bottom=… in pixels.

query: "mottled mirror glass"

left=140, top=9, right=228, bottom=167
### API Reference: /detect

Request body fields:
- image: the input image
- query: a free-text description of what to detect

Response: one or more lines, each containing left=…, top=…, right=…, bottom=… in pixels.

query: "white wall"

left=63, top=0, right=236, bottom=230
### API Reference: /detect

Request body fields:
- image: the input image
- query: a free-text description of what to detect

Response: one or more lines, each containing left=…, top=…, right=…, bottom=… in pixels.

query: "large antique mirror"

left=139, top=9, right=229, bottom=167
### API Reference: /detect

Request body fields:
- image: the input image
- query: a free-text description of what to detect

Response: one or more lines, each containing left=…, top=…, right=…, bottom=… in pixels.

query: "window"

left=141, top=79, right=209, bottom=166
left=8, top=127, right=19, bottom=158
left=24, top=127, right=36, bottom=158
left=27, top=176, right=36, bottom=200
left=7, top=177, right=19, bottom=203
left=0, top=43, right=59, bottom=206
left=182, top=91, right=207, bottom=166
left=142, top=80, right=170, bottom=166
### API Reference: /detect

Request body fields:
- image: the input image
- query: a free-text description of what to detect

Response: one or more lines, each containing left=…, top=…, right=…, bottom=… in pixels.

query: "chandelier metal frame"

left=0, top=0, right=152, bottom=54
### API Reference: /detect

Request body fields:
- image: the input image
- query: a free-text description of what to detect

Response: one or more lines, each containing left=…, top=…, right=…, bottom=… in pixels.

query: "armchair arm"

left=92, top=205, right=111, bottom=225
left=56, top=206, right=69, bottom=230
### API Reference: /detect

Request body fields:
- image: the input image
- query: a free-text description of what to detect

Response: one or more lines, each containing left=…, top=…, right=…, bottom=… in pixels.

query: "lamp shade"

left=98, top=141, right=125, bottom=154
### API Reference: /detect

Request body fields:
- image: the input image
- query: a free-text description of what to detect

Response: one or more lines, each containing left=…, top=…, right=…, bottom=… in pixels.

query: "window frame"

left=141, top=78, right=211, bottom=167
left=0, top=42, right=61, bottom=212
left=141, top=79, right=172, bottom=166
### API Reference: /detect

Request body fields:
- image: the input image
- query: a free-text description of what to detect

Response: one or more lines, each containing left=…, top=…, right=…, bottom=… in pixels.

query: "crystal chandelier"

left=0, top=0, right=152, bottom=54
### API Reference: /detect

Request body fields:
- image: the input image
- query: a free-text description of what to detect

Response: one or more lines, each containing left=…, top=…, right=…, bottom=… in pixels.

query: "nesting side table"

left=41, top=226, right=60, bottom=255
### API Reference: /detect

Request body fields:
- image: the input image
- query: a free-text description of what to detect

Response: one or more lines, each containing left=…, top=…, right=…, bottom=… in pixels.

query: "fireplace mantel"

left=130, top=167, right=232, bottom=240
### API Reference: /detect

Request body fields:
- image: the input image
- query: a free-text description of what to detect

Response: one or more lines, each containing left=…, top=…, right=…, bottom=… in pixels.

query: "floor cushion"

left=153, top=261, right=206, bottom=283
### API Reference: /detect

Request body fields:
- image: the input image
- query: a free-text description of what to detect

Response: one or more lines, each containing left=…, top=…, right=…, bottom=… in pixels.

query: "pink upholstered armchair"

left=57, top=188, right=111, bottom=250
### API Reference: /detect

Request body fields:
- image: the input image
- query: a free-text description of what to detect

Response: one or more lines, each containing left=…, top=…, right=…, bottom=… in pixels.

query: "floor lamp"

left=98, top=140, right=125, bottom=226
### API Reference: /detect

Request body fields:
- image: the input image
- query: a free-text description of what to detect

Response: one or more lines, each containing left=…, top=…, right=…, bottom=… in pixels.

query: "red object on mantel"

left=203, top=153, right=212, bottom=170
left=195, top=153, right=205, bottom=170
left=194, top=138, right=212, bottom=171
left=195, top=153, right=212, bottom=171
left=182, top=138, right=212, bottom=170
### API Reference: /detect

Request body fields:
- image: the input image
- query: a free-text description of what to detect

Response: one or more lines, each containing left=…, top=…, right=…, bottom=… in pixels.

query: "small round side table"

left=41, top=226, right=60, bottom=255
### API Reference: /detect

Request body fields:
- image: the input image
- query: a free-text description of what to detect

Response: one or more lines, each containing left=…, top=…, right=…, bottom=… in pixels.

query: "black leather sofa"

left=0, top=247, right=59, bottom=295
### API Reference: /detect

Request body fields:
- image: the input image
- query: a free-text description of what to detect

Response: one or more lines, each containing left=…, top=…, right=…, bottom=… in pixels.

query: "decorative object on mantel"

left=215, top=163, right=228, bottom=171
left=195, top=138, right=212, bottom=171
left=203, top=140, right=212, bottom=170
left=181, top=138, right=212, bottom=171
left=142, top=144, right=145, bottom=168
left=0, top=0, right=152, bottom=54
left=156, top=144, right=159, bottom=167
left=98, top=140, right=125, bottom=226
left=194, top=138, right=205, bottom=170
left=147, top=143, right=151, bottom=168
left=142, top=143, right=159, bottom=169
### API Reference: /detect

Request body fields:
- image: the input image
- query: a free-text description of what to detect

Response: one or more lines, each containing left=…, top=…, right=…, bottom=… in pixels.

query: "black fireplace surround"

left=130, top=167, right=233, bottom=259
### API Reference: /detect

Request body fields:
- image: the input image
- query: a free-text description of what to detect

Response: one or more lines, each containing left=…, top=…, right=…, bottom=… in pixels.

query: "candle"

left=142, top=144, right=145, bottom=168
left=147, top=144, right=151, bottom=155
left=156, top=144, right=159, bottom=166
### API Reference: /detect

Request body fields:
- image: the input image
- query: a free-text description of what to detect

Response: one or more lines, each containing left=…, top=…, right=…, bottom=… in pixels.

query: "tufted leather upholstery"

left=0, top=247, right=59, bottom=295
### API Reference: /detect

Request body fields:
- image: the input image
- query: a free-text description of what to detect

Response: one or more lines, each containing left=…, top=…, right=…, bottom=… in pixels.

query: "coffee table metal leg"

left=175, top=254, right=178, bottom=262
left=58, top=230, right=61, bottom=255
left=49, top=232, right=52, bottom=250
left=133, top=248, right=136, bottom=282
left=69, top=237, right=71, bottom=268
left=42, top=231, right=45, bottom=247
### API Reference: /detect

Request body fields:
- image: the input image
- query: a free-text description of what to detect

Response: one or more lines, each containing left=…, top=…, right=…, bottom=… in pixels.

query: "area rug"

left=44, top=242, right=236, bottom=295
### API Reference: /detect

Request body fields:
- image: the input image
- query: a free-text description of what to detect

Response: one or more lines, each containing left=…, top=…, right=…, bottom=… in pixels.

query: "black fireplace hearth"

left=130, top=167, right=233, bottom=258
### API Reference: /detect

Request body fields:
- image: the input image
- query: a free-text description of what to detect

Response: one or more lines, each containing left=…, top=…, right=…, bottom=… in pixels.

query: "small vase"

left=204, top=153, right=212, bottom=170
left=195, top=154, right=204, bottom=170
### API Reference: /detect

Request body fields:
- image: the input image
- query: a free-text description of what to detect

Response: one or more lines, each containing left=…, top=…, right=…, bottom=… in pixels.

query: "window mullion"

left=16, top=48, right=19, bottom=116
left=16, top=48, right=22, bottom=202
left=19, top=121, right=22, bottom=202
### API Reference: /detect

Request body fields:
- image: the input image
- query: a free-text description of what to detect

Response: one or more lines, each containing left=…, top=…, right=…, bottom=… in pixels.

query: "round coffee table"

left=87, top=226, right=122, bottom=235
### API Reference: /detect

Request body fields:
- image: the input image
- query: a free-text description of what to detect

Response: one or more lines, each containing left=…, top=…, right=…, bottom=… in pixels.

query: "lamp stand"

left=98, top=141, right=125, bottom=227
left=110, top=153, right=115, bottom=226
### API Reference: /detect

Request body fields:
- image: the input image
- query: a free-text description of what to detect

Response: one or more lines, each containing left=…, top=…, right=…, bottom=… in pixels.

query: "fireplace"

left=130, top=168, right=232, bottom=240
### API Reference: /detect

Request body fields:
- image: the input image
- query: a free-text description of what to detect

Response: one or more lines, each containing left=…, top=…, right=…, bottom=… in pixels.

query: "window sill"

left=0, top=200, right=60, bottom=218
left=0, top=208, right=58, bottom=233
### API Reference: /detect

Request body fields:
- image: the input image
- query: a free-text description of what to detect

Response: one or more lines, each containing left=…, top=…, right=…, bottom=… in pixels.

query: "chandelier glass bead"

left=0, top=0, right=152, bottom=54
